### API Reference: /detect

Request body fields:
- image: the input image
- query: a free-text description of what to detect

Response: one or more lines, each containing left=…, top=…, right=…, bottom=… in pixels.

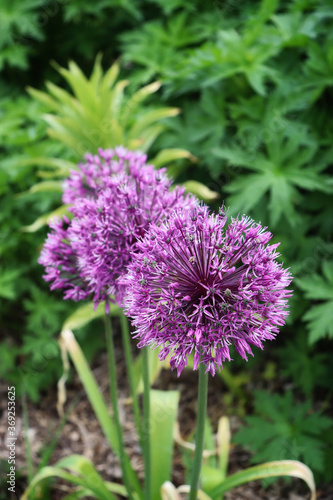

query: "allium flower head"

left=68, top=163, right=197, bottom=306
left=123, top=205, right=293, bottom=376
left=63, top=146, right=148, bottom=204
left=38, top=216, right=89, bottom=302
left=40, top=147, right=196, bottom=309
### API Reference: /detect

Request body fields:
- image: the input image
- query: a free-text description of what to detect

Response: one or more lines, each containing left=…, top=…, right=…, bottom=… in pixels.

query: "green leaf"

left=63, top=302, right=121, bottom=332
left=201, top=465, right=224, bottom=494
left=129, top=107, right=180, bottom=139
left=233, top=390, right=332, bottom=477
left=21, top=455, right=117, bottom=500
left=209, top=461, right=316, bottom=500
left=150, top=148, right=197, bottom=168
left=217, top=417, right=230, bottom=480
left=225, top=173, right=272, bottom=216
left=29, top=56, right=180, bottom=157
left=150, top=390, right=180, bottom=500
left=182, top=180, right=219, bottom=202
left=59, top=329, right=143, bottom=499
left=296, top=262, right=333, bottom=342
left=303, top=302, right=333, bottom=344
left=277, top=335, right=330, bottom=397
left=26, top=181, right=63, bottom=194
left=0, top=268, right=21, bottom=299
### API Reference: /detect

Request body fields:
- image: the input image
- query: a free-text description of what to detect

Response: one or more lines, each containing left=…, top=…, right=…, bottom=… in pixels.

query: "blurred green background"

left=0, top=0, right=332, bottom=487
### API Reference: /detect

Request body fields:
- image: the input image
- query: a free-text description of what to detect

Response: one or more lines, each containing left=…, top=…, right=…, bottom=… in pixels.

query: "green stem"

left=105, top=314, right=134, bottom=500
left=142, top=347, right=151, bottom=500
left=189, top=363, right=209, bottom=500
left=120, top=312, right=143, bottom=443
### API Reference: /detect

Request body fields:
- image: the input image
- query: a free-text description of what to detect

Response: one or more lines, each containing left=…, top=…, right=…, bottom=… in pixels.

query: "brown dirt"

left=1, top=331, right=332, bottom=500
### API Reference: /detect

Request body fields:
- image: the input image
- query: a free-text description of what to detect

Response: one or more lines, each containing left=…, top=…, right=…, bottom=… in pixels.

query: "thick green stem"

left=142, top=347, right=151, bottom=500
left=120, top=312, right=142, bottom=443
left=189, top=363, right=209, bottom=500
left=105, top=314, right=134, bottom=500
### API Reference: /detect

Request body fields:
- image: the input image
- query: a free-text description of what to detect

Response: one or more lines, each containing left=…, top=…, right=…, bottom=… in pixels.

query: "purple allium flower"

left=38, top=216, right=90, bottom=302
left=123, top=206, right=293, bottom=376
left=62, top=146, right=149, bottom=204
left=68, top=165, right=197, bottom=306
left=40, top=147, right=197, bottom=308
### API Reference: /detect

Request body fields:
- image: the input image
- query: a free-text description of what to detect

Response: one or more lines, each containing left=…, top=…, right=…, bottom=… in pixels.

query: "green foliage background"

left=1, top=0, right=332, bottom=485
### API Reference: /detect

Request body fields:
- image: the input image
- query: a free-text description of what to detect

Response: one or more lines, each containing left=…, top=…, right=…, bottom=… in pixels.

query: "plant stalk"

left=189, top=363, right=209, bottom=500
left=142, top=347, right=151, bottom=500
left=105, top=313, right=134, bottom=500
left=120, top=312, right=142, bottom=443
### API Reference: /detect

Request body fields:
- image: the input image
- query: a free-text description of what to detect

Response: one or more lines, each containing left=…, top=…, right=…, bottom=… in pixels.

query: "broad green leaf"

left=297, top=262, right=333, bottom=343
left=202, top=465, right=224, bottom=494
left=108, top=80, right=130, bottom=120
left=28, top=56, right=180, bottom=160
left=209, top=461, right=316, bottom=499
left=46, top=81, right=79, bottom=112
left=212, top=146, right=270, bottom=172
left=268, top=176, right=298, bottom=227
left=150, top=390, right=180, bottom=500
left=56, top=455, right=115, bottom=499
left=217, top=417, right=230, bottom=480
left=21, top=462, right=116, bottom=500
left=297, top=264, right=333, bottom=301
left=63, top=302, right=121, bottom=332
left=27, top=87, right=59, bottom=111
left=150, top=148, right=197, bottom=168
left=304, top=302, right=333, bottom=344
left=59, top=61, right=98, bottom=111
left=0, top=268, right=20, bottom=299
left=129, top=107, right=180, bottom=139
left=101, top=60, right=120, bottom=93
left=26, top=180, right=63, bottom=194
left=59, top=329, right=119, bottom=451
left=226, top=173, right=272, bottom=216
left=182, top=180, right=219, bottom=202
left=232, top=390, right=331, bottom=478
left=133, top=124, right=165, bottom=152
left=63, top=489, right=90, bottom=500
left=121, top=81, right=162, bottom=125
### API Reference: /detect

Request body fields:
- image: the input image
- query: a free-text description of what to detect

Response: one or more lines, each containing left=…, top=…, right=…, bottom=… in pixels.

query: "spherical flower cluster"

left=39, top=147, right=197, bottom=308
left=68, top=165, right=196, bottom=306
left=123, top=206, right=293, bottom=376
left=38, top=216, right=89, bottom=302
left=62, top=146, right=149, bottom=204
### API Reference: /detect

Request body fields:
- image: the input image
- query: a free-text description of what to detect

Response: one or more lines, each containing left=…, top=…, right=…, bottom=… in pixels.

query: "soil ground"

left=1, top=331, right=332, bottom=500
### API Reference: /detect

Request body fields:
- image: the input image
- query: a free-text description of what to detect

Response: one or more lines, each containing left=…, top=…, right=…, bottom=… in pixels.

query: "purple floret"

left=38, top=216, right=90, bottom=302
left=123, top=205, right=293, bottom=376
left=68, top=164, right=197, bottom=306
left=62, top=147, right=149, bottom=204
left=39, top=147, right=197, bottom=309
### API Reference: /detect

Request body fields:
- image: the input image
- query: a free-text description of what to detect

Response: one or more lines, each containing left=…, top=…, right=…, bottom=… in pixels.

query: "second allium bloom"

left=124, top=206, right=293, bottom=376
